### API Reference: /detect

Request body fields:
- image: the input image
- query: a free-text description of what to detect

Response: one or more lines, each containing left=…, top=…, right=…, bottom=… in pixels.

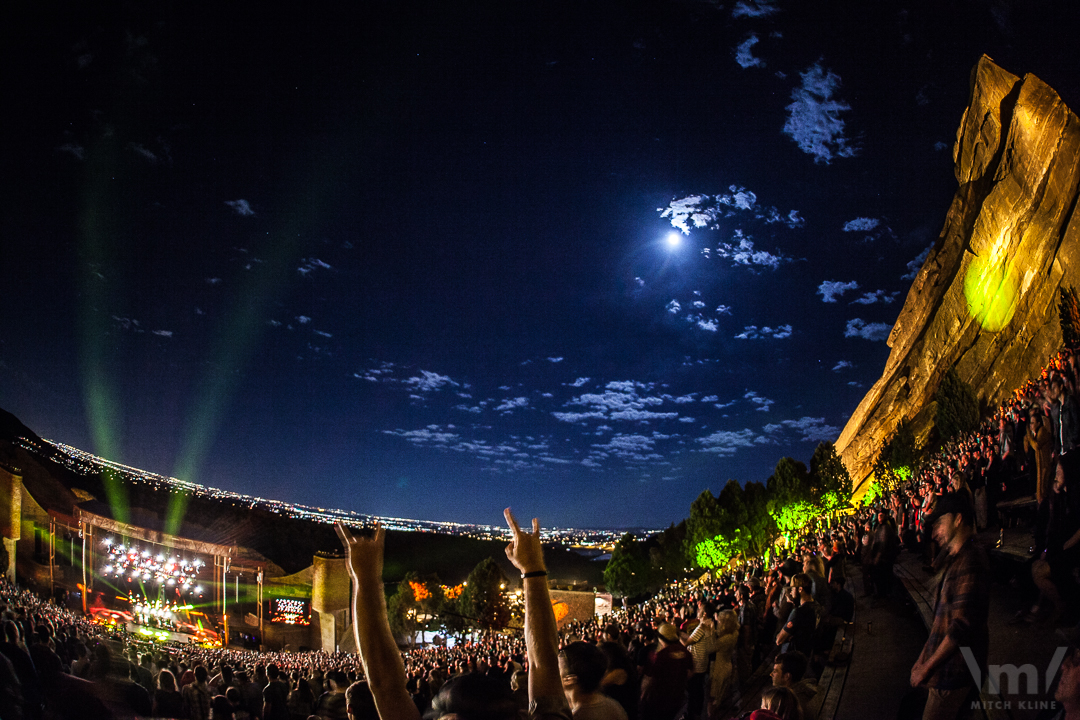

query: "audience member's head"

left=771, top=651, right=808, bottom=688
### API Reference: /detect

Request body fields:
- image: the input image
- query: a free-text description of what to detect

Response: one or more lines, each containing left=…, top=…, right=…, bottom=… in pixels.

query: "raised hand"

left=335, top=522, right=385, bottom=584
left=504, top=508, right=546, bottom=576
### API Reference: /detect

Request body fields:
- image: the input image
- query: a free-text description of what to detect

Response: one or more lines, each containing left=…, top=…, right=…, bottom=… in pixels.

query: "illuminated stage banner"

left=269, top=598, right=311, bottom=625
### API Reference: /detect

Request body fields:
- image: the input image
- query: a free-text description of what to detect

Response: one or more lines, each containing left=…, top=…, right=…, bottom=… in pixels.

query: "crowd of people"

left=3, top=351, right=1080, bottom=719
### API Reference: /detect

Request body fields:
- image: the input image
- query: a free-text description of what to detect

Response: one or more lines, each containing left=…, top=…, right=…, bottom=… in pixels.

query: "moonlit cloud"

left=666, top=300, right=681, bottom=314
left=732, top=0, right=779, bottom=18
left=112, top=316, right=142, bottom=332
left=383, top=427, right=460, bottom=445
left=851, top=289, right=899, bottom=305
left=404, top=370, right=460, bottom=392
left=206, top=278, right=222, bottom=285
left=554, top=380, right=681, bottom=424
left=714, top=234, right=788, bottom=269
left=842, top=217, right=880, bottom=232
left=547, top=357, right=564, bottom=363
left=832, top=360, right=853, bottom=372
left=696, top=428, right=760, bottom=455
left=697, top=319, right=718, bottom=332
left=151, top=330, right=173, bottom=338
left=296, top=316, right=311, bottom=324
left=744, top=390, right=775, bottom=411
left=569, top=377, right=590, bottom=387
left=225, top=199, right=255, bottom=216
left=844, top=318, right=892, bottom=341
left=57, top=143, right=85, bottom=160
left=902, top=244, right=932, bottom=280
left=593, top=433, right=669, bottom=461
left=495, top=396, right=529, bottom=412
left=783, top=63, right=858, bottom=164
left=818, top=280, right=859, bottom=302
left=734, top=34, right=764, bottom=68
left=298, top=258, right=333, bottom=276
left=763, top=417, right=840, bottom=443
left=716, top=305, right=732, bottom=315
left=130, top=143, right=160, bottom=164
left=735, top=325, right=792, bottom=340
left=660, top=189, right=801, bottom=237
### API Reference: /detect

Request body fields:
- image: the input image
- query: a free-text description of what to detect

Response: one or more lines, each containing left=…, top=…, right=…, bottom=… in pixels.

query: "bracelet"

left=521, top=570, right=548, bottom=579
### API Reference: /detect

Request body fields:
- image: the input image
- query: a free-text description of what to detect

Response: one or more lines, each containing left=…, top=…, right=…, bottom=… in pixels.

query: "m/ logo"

left=961, top=646, right=1068, bottom=695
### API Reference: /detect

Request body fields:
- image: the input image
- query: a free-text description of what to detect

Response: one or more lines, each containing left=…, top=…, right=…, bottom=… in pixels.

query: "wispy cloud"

left=744, top=390, right=775, bottom=412
left=735, top=325, right=792, bottom=340
left=660, top=189, right=802, bottom=235
left=666, top=300, right=682, bottom=314
left=902, top=244, right=932, bottom=280
left=851, top=289, right=899, bottom=305
left=225, top=199, right=255, bottom=216
left=844, top=318, right=892, bottom=341
left=404, top=370, right=460, bottom=392
left=547, top=357, right=564, bottom=363
left=696, top=428, right=760, bottom=455
left=298, top=258, right=332, bottom=276
left=554, top=380, right=680, bottom=424
left=734, top=34, right=764, bottom=68
left=818, top=280, right=859, bottom=303
left=57, top=143, right=85, bottom=160
left=842, top=217, right=880, bottom=232
left=762, top=416, right=840, bottom=443
left=712, top=233, right=789, bottom=270
left=151, top=329, right=174, bottom=338
left=592, top=432, right=670, bottom=461
left=783, top=63, right=858, bottom=164
left=832, top=360, right=853, bottom=372
left=732, top=0, right=779, bottom=18
left=495, top=396, right=529, bottom=413
left=568, top=377, right=590, bottom=387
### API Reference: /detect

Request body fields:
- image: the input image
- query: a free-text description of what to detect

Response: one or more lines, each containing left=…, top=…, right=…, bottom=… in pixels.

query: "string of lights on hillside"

left=14, top=436, right=641, bottom=547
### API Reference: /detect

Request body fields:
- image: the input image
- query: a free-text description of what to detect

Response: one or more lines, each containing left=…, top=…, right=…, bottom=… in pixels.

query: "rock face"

left=836, top=56, right=1080, bottom=493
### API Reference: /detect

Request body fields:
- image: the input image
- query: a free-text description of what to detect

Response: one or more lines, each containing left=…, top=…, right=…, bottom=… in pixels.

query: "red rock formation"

left=837, top=56, right=1080, bottom=494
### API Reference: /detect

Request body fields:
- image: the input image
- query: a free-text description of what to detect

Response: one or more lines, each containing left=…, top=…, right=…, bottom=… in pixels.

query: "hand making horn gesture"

left=504, top=507, right=546, bottom=578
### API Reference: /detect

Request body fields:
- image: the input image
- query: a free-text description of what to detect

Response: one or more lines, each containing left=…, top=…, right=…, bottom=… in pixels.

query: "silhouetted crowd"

left=2, top=351, right=1080, bottom=720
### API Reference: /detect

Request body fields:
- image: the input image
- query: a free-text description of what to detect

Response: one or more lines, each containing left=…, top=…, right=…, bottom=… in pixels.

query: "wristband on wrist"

left=521, top=570, right=548, bottom=579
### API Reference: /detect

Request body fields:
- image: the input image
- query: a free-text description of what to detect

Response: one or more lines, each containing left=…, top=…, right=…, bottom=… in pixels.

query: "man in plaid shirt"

left=910, top=491, right=990, bottom=720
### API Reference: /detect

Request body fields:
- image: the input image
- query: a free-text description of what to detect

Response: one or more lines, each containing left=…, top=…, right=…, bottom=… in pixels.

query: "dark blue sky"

left=4, top=0, right=1079, bottom=528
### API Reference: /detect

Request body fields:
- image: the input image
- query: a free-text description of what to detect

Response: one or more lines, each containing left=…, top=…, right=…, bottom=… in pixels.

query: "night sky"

left=4, top=0, right=1080, bottom=529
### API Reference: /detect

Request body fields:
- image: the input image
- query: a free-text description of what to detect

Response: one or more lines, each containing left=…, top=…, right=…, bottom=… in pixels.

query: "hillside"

left=0, top=408, right=604, bottom=586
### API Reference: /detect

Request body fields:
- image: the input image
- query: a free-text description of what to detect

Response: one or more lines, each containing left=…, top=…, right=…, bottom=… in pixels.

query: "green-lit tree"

left=809, top=441, right=852, bottom=512
left=872, top=421, right=921, bottom=490
left=685, top=489, right=725, bottom=567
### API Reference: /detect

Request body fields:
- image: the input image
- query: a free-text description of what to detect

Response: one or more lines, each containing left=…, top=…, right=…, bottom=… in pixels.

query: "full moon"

left=666, top=232, right=682, bottom=248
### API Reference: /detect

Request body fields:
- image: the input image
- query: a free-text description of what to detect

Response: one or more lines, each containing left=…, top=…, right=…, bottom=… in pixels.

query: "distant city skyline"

left=4, top=0, right=1079, bottom=527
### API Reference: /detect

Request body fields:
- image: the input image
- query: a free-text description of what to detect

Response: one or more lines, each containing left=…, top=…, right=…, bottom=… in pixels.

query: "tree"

left=768, top=457, right=811, bottom=507
left=872, top=421, right=920, bottom=490
left=458, top=558, right=510, bottom=635
left=685, top=490, right=724, bottom=567
left=387, top=572, right=444, bottom=647
left=933, top=368, right=980, bottom=446
left=1060, top=285, right=1080, bottom=349
left=650, top=521, right=689, bottom=580
left=605, top=533, right=655, bottom=598
left=809, top=441, right=852, bottom=512
left=741, top=481, right=775, bottom=557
